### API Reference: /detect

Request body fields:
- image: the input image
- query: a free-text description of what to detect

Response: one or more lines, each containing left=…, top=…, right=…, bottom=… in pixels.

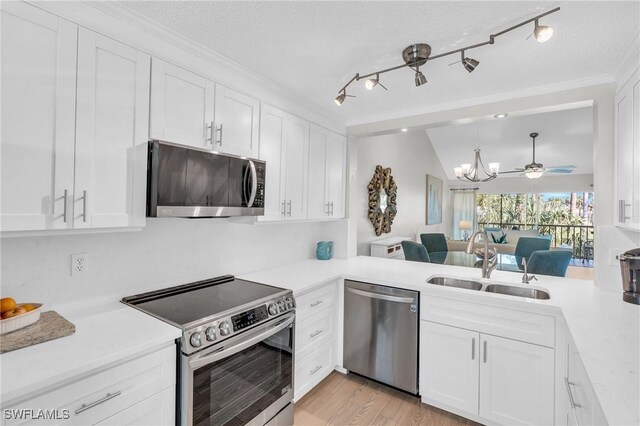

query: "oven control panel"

left=183, top=294, right=295, bottom=354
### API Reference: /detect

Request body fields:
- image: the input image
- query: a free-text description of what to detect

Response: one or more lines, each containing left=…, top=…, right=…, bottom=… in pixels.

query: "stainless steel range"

left=122, top=275, right=295, bottom=426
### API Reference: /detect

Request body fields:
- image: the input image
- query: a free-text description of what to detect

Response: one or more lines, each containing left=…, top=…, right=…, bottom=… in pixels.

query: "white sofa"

left=447, top=229, right=540, bottom=255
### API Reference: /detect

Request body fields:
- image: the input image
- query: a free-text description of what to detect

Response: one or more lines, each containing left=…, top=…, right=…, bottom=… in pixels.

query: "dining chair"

left=401, top=241, right=431, bottom=263
left=514, top=237, right=552, bottom=270
left=420, top=233, right=448, bottom=254
left=527, top=250, right=573, bottom=277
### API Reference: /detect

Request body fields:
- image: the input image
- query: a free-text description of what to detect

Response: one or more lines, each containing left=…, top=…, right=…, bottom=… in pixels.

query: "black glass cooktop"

left=122, top=275, right=287, bottom=327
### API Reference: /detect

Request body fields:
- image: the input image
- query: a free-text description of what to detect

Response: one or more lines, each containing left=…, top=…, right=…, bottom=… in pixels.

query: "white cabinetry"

left=370, top=237, right=411, bottom=259
left=308, top=125, right=346, bottom=219
left=149, top=58, right=215, bottom=150
left=214, top=85, right=260, bottom=158
left=2, top=346, right=175, bottom=426
left=294, top=281, right=338, bottom=401
left=614, top=68, right=640, bottom=231
left=1, top=2, right=149, bottom=232
left=421, top=296, right=555, bottom=425
left=259, top=105, right=309, bottom=221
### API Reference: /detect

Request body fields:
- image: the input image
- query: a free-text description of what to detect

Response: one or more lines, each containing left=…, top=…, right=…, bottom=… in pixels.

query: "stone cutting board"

left=0, top=311, right=75, bottom=354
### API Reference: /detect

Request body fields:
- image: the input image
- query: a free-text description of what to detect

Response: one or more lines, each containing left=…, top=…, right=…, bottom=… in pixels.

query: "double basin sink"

left=427, top=276, right=550, bottom=300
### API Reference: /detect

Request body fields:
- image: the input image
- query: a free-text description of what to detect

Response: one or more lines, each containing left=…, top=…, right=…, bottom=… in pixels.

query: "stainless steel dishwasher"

left=343, top=280, right=419, bottom=394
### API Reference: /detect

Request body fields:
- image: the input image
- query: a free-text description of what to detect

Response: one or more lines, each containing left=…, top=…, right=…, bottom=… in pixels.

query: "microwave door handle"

left=247, top=160, right=257, bottom=207
left=188, top=313, right=294, bottom=370
left=242, top=162, right=249, bottom=205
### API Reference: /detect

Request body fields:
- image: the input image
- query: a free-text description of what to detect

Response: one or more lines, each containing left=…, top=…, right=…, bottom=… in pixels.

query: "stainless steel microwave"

left=146, top=141, right=265, bottom=218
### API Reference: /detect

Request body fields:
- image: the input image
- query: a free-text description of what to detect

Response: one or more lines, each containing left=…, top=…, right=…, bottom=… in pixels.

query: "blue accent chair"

left=515, top=237, right=552, bottom=270
left=402, top=241, right=431, bottom=263
left=527, top=250, right=572, bottom=277
left=420, top=233, right=448, bottom=264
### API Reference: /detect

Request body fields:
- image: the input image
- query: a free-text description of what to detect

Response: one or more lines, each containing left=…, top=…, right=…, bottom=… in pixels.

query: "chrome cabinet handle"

left=82, top=191, right=87, bottom=223
left=310, top=329, right=323, bottom=338
left=216, top=123, right=223, bottom=146
left=619, top=199, right=631, bottom=222
left=63, top=190, right=69, bottom=223
left=471, top=338, right=475, bottom=360
left=310, top=365, right=322, bottom=375
left=483, top=340, right=487, bottom=363
left=310, top=300, right=323, bottom=307
left=75, top=391, right=121, bottom=415
left=287, top=200, right=292, bottom=217
left=206, top=121, right=214, bottom=145
left=326, top=202, right=331, bottom=216
left=330, top=202, right=334, bottom=216
left=565, top=377, right=582, bottom=409
left=281, top=201, right=286, bottom=217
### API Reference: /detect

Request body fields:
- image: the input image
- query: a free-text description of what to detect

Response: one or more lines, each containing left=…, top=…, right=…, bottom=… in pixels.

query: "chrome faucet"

left=521, top=258, right=537, bottom=284
left=466, top=230, right=498, bottom=279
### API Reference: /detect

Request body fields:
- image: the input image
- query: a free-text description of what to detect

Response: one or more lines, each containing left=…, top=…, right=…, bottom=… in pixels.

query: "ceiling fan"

left=500, top=132, right=576, bottom=179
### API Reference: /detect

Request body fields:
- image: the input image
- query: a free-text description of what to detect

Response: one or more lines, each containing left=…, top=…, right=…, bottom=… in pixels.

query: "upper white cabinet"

left=259, top=105, right=309, bottom=221
left=214, top=85, right=260, bottom=158
left=149, top=60, right=260, bottom=158
left=1, top=2, right=78, bottom=231
left=149, top=58, right=215, bottom=149
left=308, top=125, right=346, bottom=219
left=614, top=68, right=640, bottom=231
left=1, top=3, right=150, bottom=232
left=74, top=29, right=150, bottom=229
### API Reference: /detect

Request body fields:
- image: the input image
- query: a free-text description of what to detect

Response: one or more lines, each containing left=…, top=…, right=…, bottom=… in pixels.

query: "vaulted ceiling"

left=119, top=1, right=638, bottom=126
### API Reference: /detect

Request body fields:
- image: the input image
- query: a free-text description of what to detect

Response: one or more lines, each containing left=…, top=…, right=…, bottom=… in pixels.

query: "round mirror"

left=367, top=165, right=397, bottom=236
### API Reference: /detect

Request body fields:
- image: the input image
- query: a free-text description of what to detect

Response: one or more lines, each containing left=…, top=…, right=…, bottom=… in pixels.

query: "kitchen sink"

left=427, top=276, right=483, bottom=291
left=484, top=284, right=550, bottom=300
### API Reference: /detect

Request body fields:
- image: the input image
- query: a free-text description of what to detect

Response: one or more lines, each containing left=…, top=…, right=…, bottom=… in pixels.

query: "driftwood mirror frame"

left=367, top=165, right=397, bottom=236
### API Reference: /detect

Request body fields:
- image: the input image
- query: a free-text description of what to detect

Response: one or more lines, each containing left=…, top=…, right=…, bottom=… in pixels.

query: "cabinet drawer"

left=422, top=295, right=555, bottom=347
left=4, top=347, right=173, bottom=426
left=294, top=341, right=333, bottom=401
left=296, top=308, right=333, bottom=355
left=295, top=282, right=336, bottom=320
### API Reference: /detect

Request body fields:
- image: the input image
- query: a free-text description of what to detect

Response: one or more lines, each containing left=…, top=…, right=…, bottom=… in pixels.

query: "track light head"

left=334, top=91, right=346, bottom=106
left=415, top=70, right=427, bottom=87
left=462, top=57, right=479, bottom=73
left=365, top=78, right=378, bottom=90
left=534, top=18, right=554, bottom=42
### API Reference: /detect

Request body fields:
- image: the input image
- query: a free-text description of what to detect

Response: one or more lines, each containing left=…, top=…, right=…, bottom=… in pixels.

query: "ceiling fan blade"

left=499, top=168, right=525, bottom=174
left=547, top=168, right=574, bottom=173
left=545, top=165, right=576, bottom=169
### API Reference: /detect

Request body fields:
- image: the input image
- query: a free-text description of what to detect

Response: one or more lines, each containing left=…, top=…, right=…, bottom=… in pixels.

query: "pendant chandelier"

left=454, top=147, right=500, bottom=183
left=334, top=7, right=559, bottom=105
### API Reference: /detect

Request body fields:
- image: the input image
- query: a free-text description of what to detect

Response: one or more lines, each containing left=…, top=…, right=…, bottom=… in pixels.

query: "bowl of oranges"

left=1, top=297, right=42, bottom=335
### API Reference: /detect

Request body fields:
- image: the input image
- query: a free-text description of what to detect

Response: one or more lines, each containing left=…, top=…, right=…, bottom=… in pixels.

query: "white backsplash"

left=1, top=219, right=348, bottom=311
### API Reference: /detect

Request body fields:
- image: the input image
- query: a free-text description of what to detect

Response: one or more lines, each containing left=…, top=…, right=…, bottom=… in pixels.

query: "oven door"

left=183, top=313, right=294, bottom=426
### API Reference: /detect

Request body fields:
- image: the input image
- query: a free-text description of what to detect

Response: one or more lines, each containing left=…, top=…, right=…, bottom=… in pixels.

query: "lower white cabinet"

left=421, top=318, right=555, bottom=425
left=293, top=281, right=338, bottom=401
left=2, top=345, right=175, bottom=426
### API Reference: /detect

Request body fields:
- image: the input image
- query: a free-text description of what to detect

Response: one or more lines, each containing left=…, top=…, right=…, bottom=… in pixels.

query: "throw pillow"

left=491, top=231, right=507, bottom=244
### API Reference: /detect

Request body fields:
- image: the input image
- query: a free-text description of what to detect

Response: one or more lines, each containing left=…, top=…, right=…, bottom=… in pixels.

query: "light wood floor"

left=294, top=372, right=481, bottom=426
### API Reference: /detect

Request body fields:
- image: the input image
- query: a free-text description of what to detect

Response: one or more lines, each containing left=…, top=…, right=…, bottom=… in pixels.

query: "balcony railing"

left=478, top=222, right=594, bottom=259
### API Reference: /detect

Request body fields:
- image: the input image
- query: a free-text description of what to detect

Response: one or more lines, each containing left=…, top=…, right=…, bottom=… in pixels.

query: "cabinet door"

left=420, top=322, right=479, bottom=414
left=214, top=85, right=260, bottom=158
left=326, top=133, right=346, bottom=218
left=96, top=387, right=174, bottom=426
left=259, top=105, right=286, bottom=220
left=149, top=58, right=214, bottom=149
left=1, top=2, right=77, bottom=231
left=282, top=115, right=309, bottom=220
left=632, top=78, right=640, bottom=228
left=479, top=334, right=554, bottom=425
left=74, top=29, right=150, bottom=229
left=308, top=125, right=329, bottom=219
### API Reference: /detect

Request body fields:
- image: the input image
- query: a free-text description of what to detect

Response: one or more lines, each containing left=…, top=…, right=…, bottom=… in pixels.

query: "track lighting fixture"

left=333, top=7, right=559, bottom=105
left=365, top=74, right=387, bottom=91
left=533, top=18, right=554, bottom=42
left=461, top=51, right=479, bottom=73
left=414, top=67, right=427, bottom=87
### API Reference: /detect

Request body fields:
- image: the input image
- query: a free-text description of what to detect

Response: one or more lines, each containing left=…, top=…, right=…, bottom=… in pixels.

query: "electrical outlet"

left=609, top=249, right=625, bottom=267
left=71, top=253, right=88, bottom=276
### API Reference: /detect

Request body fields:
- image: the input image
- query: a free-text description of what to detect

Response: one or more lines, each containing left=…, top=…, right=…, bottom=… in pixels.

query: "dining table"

left=427, top=251, right=523, bottom=273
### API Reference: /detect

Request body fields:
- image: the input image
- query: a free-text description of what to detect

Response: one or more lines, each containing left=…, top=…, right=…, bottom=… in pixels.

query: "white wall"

left=0, top=219, right=347, bottom=311
left=355, top=130, right=450, bottom=255
left=450, top=174, right=594, bottom=194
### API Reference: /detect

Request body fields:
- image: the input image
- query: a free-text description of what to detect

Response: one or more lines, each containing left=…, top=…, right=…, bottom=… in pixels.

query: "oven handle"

left=188, top=313, right=295, bottom=370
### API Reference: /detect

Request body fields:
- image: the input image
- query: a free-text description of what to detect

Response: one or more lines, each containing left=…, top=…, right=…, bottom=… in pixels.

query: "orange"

left=20, top=304, right=37, bottom=312
left=2, top=307, right=26, bottom=319
left=0, top=297, right=16, bottom=314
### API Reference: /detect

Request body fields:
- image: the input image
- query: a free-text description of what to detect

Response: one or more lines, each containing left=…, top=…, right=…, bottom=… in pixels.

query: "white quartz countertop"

left=240, top=256, right=640, bottom=426
left=0, top=302, right=181, bottom=405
